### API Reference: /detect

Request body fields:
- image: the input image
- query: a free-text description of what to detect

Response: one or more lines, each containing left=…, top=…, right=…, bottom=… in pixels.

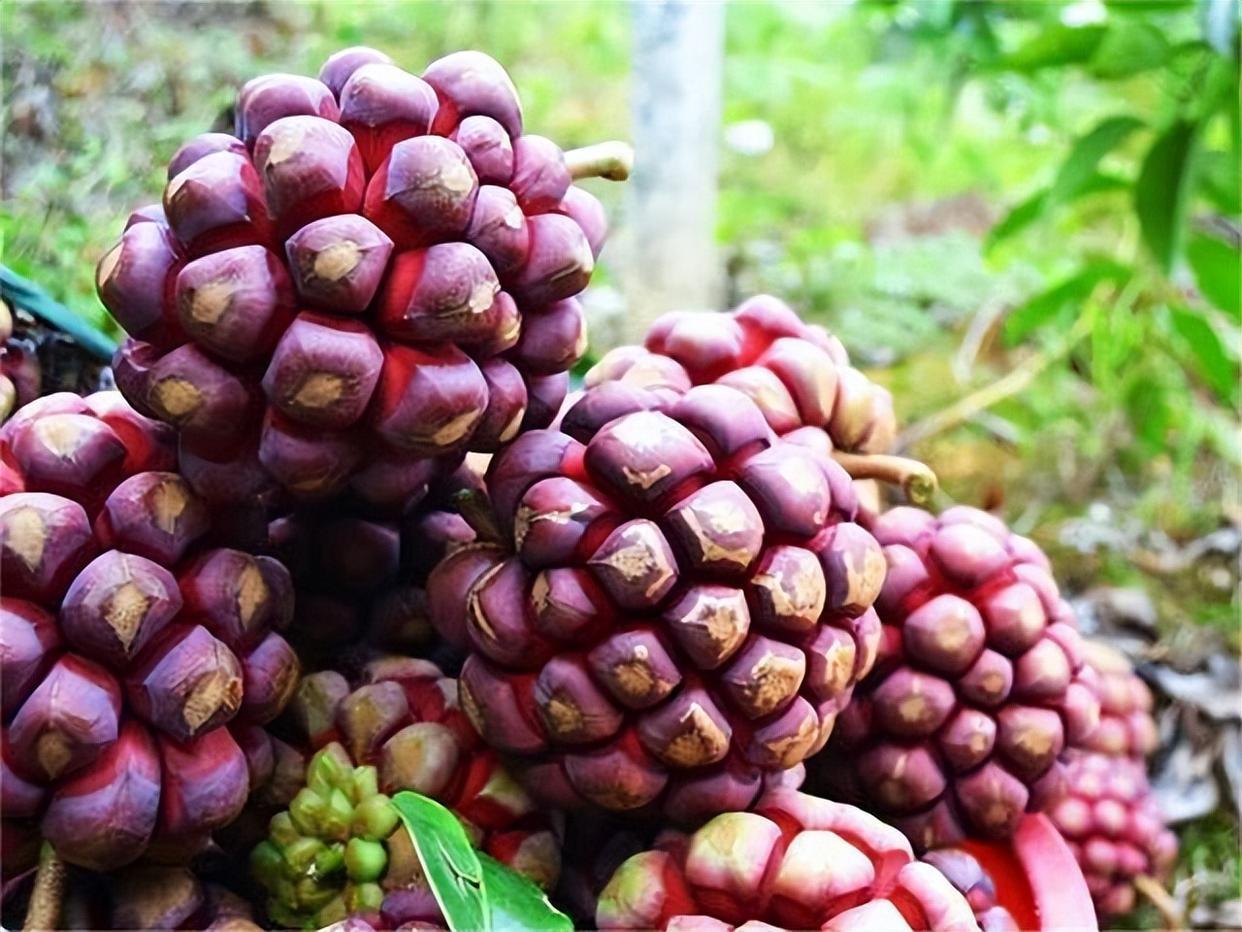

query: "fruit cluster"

left=433, top=383, right=886, bottom=819
left=0, top=41, right=1182, bottom=932
left=0, top=392, right=298, bottom=872
left=812, top=505, right=1101, bottom=848
left=253, top=657, right=560, bottom=928
left=99, top=47, right=621, bottom=510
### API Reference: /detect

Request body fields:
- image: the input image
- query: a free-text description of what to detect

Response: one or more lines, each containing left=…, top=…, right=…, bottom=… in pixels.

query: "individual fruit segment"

left=595, top=788, right=980, bottom=931
left=432, top=384, right=885, bottom=818
left=810, top=506, right=1101, bottom=849
left=0, top=392, right=298, bottom=871
left=101, top=46, right=627, bottom=509
left=586, top=294, right=896, bottom=455
left=251, top=658, right=560, bottom=928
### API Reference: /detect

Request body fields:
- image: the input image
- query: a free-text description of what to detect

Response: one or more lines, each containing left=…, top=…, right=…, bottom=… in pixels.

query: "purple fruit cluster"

left=0, top=392, right=298, bottom=871
left=813, top=506, right=1101, bottom=848
left=429, top=382, right=886, bottom=820
left=99, top=48, right=612, bottom=511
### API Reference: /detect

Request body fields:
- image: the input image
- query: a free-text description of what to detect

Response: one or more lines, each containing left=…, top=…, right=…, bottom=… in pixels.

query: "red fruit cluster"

left=1048, top=751, right=1176, bottom=920
left=595, top=787, right=980, bottom=931
left=0, top=392, right=299, bottom=871
left=813, top=506, right=1101, bottom=848
left=585, top=295, right=896, bottom=455
left=430, top=383, right=886, bottom=819
left=99, top=47, right=611, bottom=509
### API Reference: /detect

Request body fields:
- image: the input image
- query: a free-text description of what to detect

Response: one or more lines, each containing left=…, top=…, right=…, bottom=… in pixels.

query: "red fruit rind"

left=586, top=295, right=896, bottom=456
left=1047, top=751, right=1175, bottom=922
left=596, top=787, right=980, bottom=931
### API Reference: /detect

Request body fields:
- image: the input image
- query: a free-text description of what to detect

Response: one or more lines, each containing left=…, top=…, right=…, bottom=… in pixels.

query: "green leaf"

left=987, top=189, right=1048, bottom=249
left=1197, top=150, right=1242, bottom=213
left=1088, top=21, right=1171, bottom=78
left=1167, top=304, right=1240, bottom=404
left=391, top=792, right=487, bottom=932
left=1004, top=261, right=1131, bottom=345
left=998, top=24, right=1108, bottom=71
left=1135, top=120, right=1200, bottom=272
left=478, top=852, right=573, bottom=932
left=1049, top=116, right=1145, bottom=203
left=1187, top=231, right=1242, bottom=318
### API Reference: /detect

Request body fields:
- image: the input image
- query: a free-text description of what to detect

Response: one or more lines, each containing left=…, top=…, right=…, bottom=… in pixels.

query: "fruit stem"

left=22, top=843, right=65, bottom=932
left=452, top=488, right=505, bottom=546
left=830, top=451, right=938, bottom=507
left=564, top=141, right=634, bottom=182
left=1133, top=874, right=1184, bottom=930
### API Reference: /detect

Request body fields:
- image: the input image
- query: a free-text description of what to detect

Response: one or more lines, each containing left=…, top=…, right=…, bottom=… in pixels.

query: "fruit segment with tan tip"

left=251, top=657, right=560, bottom=929
left=99, top=47, right=626, bottom=511
left=595, top=788, right=981, bottom=931
left=810, top=506, right=1101, bottom=850
left=429, top=384, right=886, bottom=819
left=585, top=294, right=897, bottom=456
left=0, top=392, right=299, bottom=871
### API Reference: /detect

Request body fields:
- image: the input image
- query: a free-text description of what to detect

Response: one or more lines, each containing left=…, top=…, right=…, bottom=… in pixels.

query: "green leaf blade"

left=1186, top=230, right=1242, bottom=319
left=1049, top=116, right=1145, bottom=204
left=391, top=792, right=488, bottom=932
left=1135, top=119, right=1201, bottom=272
left=1004, top=261, right=1131, bottom=345
left=1167, top=304, right=1240, bottom=405
left=478, top=852, right=574, bottom=932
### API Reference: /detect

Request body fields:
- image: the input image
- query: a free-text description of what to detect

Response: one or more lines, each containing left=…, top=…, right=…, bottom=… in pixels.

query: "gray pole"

left=620, top=0, right=724, bottom=342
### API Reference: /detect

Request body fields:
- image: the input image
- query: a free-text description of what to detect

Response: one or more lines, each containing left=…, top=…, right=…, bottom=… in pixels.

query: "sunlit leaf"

left=1089, top=21, right=1171, bottom=78
left=1135, top=120, right=1200, bottom=272
left=1004, top=261, right=1131, bottom=345
left=1186, top=230, right=1242, bottom=319
left=1049, top=116, right=1145, bottom=203
left=986, top=189, right=1048, bottom=249
left=997, top=24, right=1107, bottom=71
left=392, top=792, right=487, bottom=932
left=1166, top=304, right=1240, bottom=405
left=479, top=852, right=573, bottom=932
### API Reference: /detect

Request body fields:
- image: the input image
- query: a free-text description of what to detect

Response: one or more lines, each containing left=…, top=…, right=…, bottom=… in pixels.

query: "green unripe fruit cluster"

left=250, top=743, right=400, bottom=929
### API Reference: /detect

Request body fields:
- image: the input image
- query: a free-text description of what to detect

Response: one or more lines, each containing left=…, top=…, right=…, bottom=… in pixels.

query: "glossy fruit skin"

left=431, top=382, right=886, bottom=819
left=252, top=657, right=560, bottom=929
left=99, top=48, right=604, bottom=512
left=811, top=506, right=1101, bottom=850
left=595, top=787, right=980, bottom=931
left=0, top=392, right=298, bottom=871
left=921, top=849, right=1019, bottom=932
left=585, top=294, right=896, bottom=455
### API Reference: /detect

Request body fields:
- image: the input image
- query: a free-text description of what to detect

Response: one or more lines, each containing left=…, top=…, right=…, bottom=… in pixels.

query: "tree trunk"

left=620, top=0, right=724, bottom=342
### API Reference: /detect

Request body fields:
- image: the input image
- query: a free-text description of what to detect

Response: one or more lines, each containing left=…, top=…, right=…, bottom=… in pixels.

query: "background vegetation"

left=3, top=1, right=1238, bottom=926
